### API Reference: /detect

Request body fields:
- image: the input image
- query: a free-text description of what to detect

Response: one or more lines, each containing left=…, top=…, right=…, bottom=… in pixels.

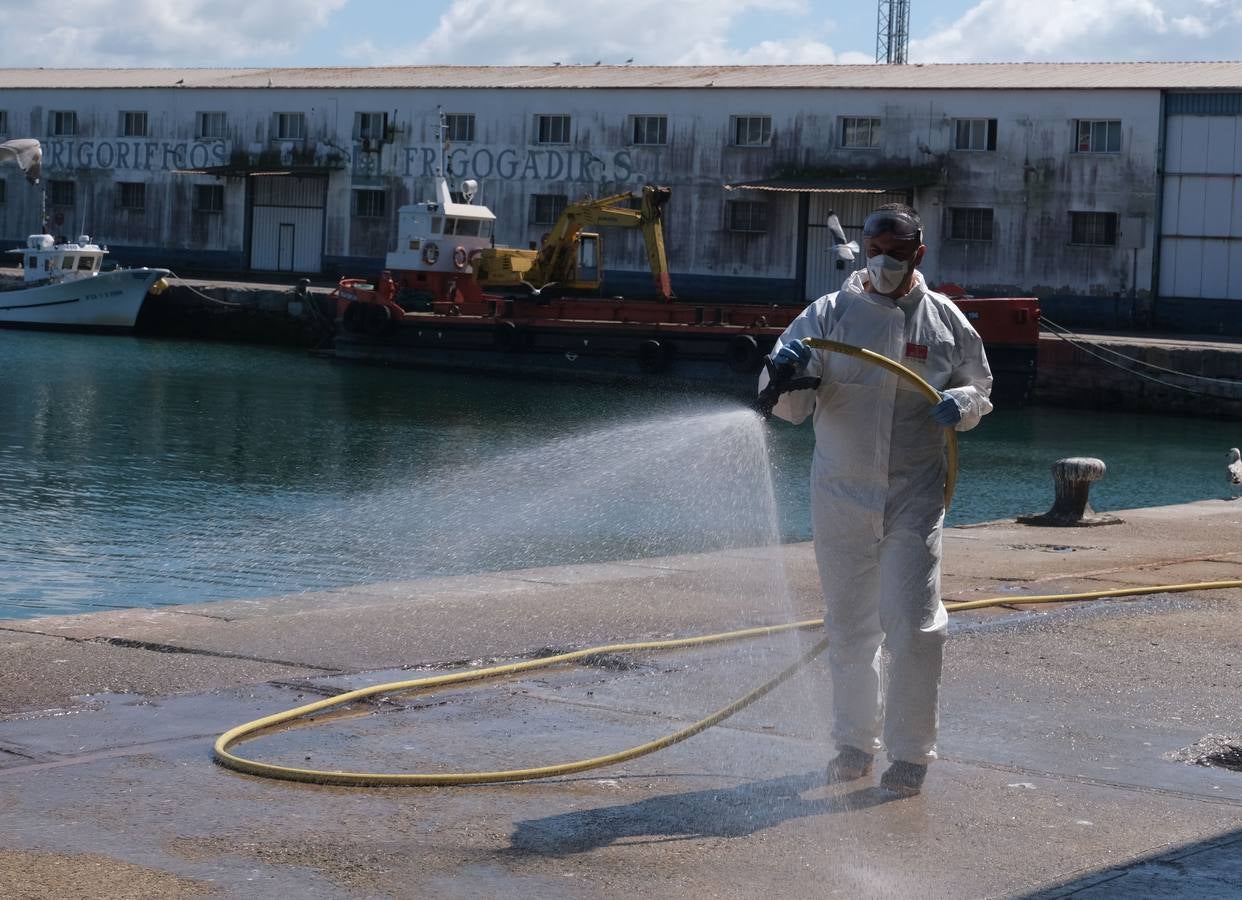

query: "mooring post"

left=1017, top=457, right=1122, bottom=527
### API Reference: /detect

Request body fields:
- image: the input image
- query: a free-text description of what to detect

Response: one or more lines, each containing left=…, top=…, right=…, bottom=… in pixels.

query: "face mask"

left=866, top=253, right=909, bottom=294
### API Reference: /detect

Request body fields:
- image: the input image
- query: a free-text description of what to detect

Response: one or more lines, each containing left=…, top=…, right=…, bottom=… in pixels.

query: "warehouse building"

left=1, top=63, right=1241, bottom=332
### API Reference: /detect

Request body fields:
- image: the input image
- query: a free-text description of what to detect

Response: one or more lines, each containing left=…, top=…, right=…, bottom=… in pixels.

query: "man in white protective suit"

left=757, top=203, right=993, bottom=796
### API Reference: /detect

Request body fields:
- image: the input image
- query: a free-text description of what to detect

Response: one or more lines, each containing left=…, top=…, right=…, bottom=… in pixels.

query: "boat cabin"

left=384, top=178, right=496, bottom=275
left=9, top=234, right=106, bottom=284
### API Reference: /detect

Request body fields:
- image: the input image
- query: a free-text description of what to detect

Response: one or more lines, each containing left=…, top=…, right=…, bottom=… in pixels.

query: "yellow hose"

left=801, top=337, right=958, bottom=510
left=214, top=580, right=1241, bottom=786
left=212, top=340, right=1238, bottom=786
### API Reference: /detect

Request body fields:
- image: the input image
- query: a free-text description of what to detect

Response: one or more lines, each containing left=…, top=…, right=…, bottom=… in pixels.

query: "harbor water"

left=1, top=330, right=1238, bottom=620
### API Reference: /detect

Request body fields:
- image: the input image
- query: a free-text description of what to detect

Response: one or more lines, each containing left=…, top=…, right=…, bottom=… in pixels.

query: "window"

left=732, top=115, right=772, bottom=147
left=352, top=189, right=386, bottom=218
left=0, top=110, right=7, bottom=135
left=948, top=207, right=994, bottom=241
left=354, top=112, right=388, bottom=142
left=954, top=118, right=997, bottom=151
left=1070, top=211, right=1118, bottom=246
left=49, top=111, right=77, bottom=136
left=530, top=193, right=568, bottom=225
left=727, top=200, right=768, bottom=233
left=841, top=117, right=881, bottom=149
left=446, top=217, right=482, bottom=236
left=1075, top=119, right=1121, bottom=153
left=120, top=111, right=148, bottom=137
left=197, top=111, right=227, bottom=139
left=77, top=256, right=95, bottom=272
left=444, top=114, right=475, bottom=143
left=117, top=182, right=146, bottom=211
left=0, top=180, right=5, bottom=205
left=274, top=112, right=306, bottom=141
left=194, top=184, right=224, bottom=213
left=632, top=115, right=668, bottom=146
left=49, top=180, right=75, bottom=206
left=534, top=114, right=570, bottom=144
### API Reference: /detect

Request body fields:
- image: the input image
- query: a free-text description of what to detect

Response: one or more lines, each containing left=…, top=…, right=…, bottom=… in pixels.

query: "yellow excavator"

left=472, top=184, right=675, bottom=301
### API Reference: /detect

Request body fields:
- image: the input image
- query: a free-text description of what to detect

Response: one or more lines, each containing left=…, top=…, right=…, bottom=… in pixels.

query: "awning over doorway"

left=171, top=163, right=343, bottom=178
left=724, top=165, right=942, bottom=194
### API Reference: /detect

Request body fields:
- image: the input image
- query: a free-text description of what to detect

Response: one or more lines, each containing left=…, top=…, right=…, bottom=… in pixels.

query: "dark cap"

left=862, top=206, right=923, bottom=244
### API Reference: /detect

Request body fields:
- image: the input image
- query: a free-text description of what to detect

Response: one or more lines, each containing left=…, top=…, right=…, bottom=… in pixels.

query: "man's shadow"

left=508, top=771, right=895, bottom=856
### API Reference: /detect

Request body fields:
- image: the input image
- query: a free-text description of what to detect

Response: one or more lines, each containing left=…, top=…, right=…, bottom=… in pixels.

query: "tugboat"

left=331, top=138, right=1038, bottom=402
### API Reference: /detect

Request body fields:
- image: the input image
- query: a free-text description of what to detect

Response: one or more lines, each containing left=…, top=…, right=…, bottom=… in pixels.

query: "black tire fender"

left=639, top=338, right=673, bottom=373
left=726, top=334, right=763, bottom=374
left=363, top=303, right=393, bottom=337
left=341, top=302, right=365, bottom=334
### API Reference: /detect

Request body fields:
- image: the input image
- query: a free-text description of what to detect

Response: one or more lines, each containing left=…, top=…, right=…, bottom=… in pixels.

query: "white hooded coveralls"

left=761, top=270, right=992, bottom=763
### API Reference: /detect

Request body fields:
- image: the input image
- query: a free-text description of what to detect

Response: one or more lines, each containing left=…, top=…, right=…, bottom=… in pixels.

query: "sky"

left=0, top=0, right=1237, bottom=68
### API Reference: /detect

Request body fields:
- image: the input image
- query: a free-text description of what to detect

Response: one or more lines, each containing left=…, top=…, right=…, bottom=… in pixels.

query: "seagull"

left=625, top=58, right=634, bottom=65
left=1228, top=448, right=1242, bottom=499
left=521, top=280, right=558, bottom=303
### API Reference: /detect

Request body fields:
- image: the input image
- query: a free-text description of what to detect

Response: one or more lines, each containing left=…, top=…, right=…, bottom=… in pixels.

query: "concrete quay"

left=1, top=500, right=1240, bottom=899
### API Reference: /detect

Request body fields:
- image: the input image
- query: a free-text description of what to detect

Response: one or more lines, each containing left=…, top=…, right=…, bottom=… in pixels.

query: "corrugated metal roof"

left=0, top=62, right=1240, bottom=91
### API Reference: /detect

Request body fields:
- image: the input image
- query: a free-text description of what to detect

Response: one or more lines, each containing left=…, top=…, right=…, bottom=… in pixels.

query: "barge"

left=331, top=170, right=1039, bottom=404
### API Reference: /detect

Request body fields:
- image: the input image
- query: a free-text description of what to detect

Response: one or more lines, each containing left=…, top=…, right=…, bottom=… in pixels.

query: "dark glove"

left=770, top=339, right=813, bottom=372
left=931, top=392, right=962, bottom=426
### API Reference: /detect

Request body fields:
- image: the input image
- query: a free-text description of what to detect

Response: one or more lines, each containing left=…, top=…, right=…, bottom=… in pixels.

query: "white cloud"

left=911, top=0, right=1242, bottom=63
left=398, top=0, right=866, bottom=65
left=0, top=0, right=347, bottom=67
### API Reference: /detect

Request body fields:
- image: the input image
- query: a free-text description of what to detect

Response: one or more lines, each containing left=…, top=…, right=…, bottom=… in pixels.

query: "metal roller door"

left=250, top=176, right=326, bottom=273
left=1159, top=106, right=1242, bottom=301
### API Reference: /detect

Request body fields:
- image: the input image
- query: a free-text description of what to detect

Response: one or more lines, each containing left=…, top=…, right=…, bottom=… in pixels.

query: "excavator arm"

left=531, top=185, right=675, bottom=301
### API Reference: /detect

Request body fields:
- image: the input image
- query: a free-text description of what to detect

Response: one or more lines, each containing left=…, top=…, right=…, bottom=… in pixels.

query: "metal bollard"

left=1017, top=457, right=1123, bottom=527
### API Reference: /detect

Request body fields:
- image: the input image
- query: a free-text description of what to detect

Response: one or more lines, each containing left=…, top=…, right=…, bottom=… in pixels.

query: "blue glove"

left=770, top=340, right=813, bottom=371
left=931, top=392, right=962, bottom=426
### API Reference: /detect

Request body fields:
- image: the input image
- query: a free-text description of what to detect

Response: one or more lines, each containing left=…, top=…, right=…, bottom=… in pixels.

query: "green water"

left=1, top=330, right=1237, bottom=620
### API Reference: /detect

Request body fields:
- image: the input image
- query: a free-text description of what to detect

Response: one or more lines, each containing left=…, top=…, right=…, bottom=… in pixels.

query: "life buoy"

left=726, top=334, right=763, bottom=374
left=452, top=245, right=467, bottom=269
left=422, top=242, right=440, bottom=266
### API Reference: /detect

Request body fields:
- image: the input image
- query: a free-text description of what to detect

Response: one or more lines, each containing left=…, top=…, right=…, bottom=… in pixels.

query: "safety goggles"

left=862, top=209, right=923, bottom=245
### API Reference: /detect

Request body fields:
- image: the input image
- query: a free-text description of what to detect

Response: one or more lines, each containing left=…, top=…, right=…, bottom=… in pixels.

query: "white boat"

left=1, top=234, right=169, bottom=331
left=0, top=138, right=169, bottom=331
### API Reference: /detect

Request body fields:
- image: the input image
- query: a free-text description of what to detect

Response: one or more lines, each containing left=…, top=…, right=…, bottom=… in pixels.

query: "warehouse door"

left=250, top=176, right=326, bottom=273
left=1158, top=112, right=1242, bottom=300
left=805, top=191, right=908, bottom=300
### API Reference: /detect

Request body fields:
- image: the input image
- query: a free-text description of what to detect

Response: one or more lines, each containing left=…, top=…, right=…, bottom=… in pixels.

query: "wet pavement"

left=1, top=500, right=1240, bottom=898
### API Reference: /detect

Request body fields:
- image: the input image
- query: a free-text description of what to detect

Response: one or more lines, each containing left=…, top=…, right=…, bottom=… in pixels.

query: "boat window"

left=430, top=216, right=443, bottom=234
left=480, top=221, right=493, bottom=239
left=27, top=255, right=36, bottom=268
left=78, top=256, right=96, bottom=272
left=61, top=255, right=75, bottom=270
left=455, top=218, right=481, bottom=237
left=44, top=259, right=52, bottom=271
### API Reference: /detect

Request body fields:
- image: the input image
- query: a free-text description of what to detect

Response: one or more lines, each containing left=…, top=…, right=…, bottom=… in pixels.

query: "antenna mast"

left=876, top=0, right=911, bottom=65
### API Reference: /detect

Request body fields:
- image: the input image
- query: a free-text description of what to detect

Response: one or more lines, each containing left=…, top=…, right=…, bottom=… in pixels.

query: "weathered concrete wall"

left=1034, top=333, right=1242, bottom=416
